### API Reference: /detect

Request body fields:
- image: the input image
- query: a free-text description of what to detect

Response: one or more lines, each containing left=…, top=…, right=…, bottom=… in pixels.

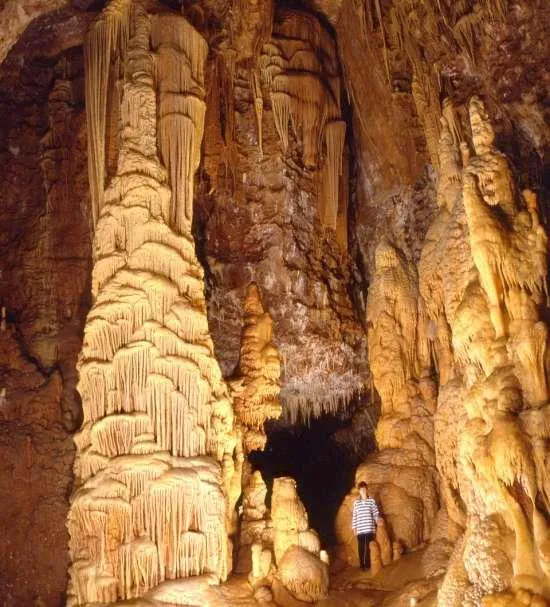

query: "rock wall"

left=429, top=97, right=550, bottom=603
left=0, top=37, right=90, bottom=607
left=333, top=1, right=550, bottom=602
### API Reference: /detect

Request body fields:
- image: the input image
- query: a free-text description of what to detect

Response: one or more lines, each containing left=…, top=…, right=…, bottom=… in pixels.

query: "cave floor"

left=323, top=548, right=441, bottom=607
left=216, top=545, right=442, bottom=606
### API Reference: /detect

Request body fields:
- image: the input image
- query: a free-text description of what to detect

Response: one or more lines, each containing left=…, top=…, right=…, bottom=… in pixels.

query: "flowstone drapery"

left=260, top=8, right=348, bottom=241
left=67, top=4, right=238, bottom=604
left=336, top=238, right=439, bottom=558
left=419, top=98, right=550, bottom=604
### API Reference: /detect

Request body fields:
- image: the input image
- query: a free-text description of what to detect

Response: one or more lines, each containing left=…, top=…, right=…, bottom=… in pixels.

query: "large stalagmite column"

left=67, top=3, right=237, bottom=604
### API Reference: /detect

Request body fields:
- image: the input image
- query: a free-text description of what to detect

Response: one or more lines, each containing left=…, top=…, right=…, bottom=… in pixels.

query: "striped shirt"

left=352, top=497, right=380, bottom=534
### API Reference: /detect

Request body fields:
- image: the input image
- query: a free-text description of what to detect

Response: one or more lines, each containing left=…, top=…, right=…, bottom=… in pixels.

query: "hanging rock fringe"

left=85, top=0, right=131, bottom=226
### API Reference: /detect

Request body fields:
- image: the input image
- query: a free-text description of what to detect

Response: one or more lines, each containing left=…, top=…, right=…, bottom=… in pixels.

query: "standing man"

left=351, top=481, right=382, bottom=570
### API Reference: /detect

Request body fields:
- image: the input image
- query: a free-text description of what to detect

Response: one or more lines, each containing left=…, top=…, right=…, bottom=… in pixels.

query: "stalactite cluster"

left=200, top=3, right=367, bottom=426
left=384, top=0, right=514, bottom=171
left=152, top=14, right=207, bottom=235
left=67, top=4, right=238, bottom=604
left=260, top=8, right=348, bottom=237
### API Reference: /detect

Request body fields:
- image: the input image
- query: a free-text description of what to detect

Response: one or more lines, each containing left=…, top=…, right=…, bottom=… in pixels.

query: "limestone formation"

left=236, top=468, right=271, bottom=576
left=260, top=8, right=347, bottom=235
left=67, top=4, right=238, bottom=604
left=1, top=0, right=549, bottom=604
left=419, top=98, right=550, bottom=604
left=236, top=471, right=328, bottom=601
left=270, top=476, right=328, bottom=600
left=201, top=3, right=367, bottom=425
left=278, top=544, right=329, bottom=603
left=230, top=283, right=282, bottom=454
left=271, top=476, right=310, bottom=565
left=336, top=236, right=439, bottom=559
left=376, top=519, right=392, bottom=566
left=369, top=540, right=383, bottom=576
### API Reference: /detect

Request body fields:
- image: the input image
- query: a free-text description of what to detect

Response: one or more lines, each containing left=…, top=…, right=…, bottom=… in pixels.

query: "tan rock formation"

left=230, top=283, right=282, bottom=454
left=66, top=4, right=238, bottom=604
left=336, top=235, right=439, bottom=560
left=278, top=544, right=329, bottom=603
left=236, top=470, right=328, bottom=601
left=483, top=589, right=549, bottom=607
left=236, top=468, right=272, bottom=576
left=376, top=519, right=392, bottom=566
left=419, top=97, right=550, bottom=604
left=369, top=540, right=383, bottom=576
left=270, top=476, right=329, bottom=600
left=1, top=0, right=549, bottom=603
left=261, top=8, right=347, bottom=237
left=271, top=476, right=310, bottom=565
left=200, top=4, right=367, bottom=425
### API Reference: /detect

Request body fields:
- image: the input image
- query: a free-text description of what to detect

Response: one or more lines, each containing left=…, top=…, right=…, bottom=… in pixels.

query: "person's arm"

left=372, top=499, right=383, bottom=524
left=351, top=500, right=357, bottom=534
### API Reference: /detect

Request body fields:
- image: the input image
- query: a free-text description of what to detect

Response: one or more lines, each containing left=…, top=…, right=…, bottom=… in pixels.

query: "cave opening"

left=249, top=405, right=376, bottom=548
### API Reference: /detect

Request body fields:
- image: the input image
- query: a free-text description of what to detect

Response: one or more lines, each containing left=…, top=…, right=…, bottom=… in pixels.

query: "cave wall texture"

left=0, top=0, right=548, bottom=605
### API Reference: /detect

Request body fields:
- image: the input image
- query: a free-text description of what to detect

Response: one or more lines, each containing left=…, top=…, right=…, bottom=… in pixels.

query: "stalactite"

left=452, top=8, right=482, bottom=61
left=385, top=0, right=512, bottom=175
left=151, top=14, right=208, bottom=235
left=442, top=97, right=461, bottom=148
left=282, top=383, right=358, bottom=425
left=412, top=72, right=441, bottom=170
left=335, top=232, right=438, bottom=561
left=320, top=120, right=346, bottom=230
left=336, top=143, right=350, bottom=250
left=85, top=0, right=131, bottom=226
left=252, top=70, right=264, bottom=155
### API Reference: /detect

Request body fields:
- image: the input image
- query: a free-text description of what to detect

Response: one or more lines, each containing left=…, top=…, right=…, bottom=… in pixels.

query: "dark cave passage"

left=248, top=414, right=369, bottom=548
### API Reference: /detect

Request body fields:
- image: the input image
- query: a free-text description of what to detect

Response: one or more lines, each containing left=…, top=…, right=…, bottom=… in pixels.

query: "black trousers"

left=357, top=532, right=375, bottom=569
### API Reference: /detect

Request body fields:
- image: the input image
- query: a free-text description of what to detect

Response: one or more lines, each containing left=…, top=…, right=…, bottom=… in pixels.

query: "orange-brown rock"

left=0, top=0, right=549, bottom=605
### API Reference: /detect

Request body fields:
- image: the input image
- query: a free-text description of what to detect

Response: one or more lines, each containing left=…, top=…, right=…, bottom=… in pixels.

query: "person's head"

left=358, top=481, right=367, bottom=498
